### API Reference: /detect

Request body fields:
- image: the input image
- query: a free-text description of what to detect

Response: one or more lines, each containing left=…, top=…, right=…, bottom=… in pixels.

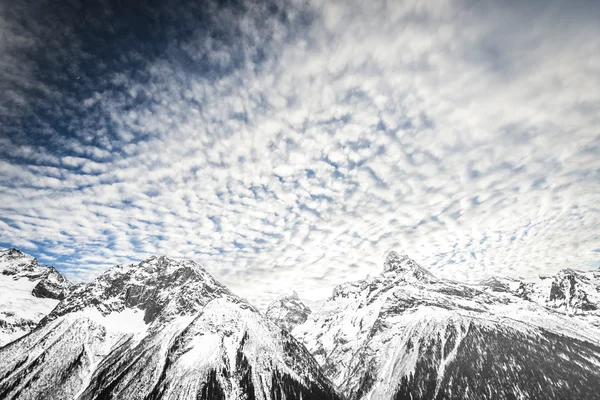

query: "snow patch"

left=178, top=333, right=222, bottom=369
left=79, top=307, right=148, bottom=334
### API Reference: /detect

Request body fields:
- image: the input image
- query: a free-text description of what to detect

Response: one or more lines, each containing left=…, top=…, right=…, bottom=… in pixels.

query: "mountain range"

left=1, top=248, right=599, bottom=399
left=293, top=251, right=600, bottom=399
left=0, top=252, right=340, bottom=400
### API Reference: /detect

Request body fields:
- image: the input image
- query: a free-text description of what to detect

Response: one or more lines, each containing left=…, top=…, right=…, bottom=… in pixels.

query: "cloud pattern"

left=1, top=0, right=599, bottom=308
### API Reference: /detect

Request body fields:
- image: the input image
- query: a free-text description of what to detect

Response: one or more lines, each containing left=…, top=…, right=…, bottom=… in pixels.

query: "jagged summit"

left=43, top=254, right=238, bottom=325
left=266, top=291, right=312, bottom=332
left=383, top=251, right=419, bottom=275
left=384, top=250, right=404, bottom=265
left=383, top=250, right=411, bottom=272
left=382, top=251, right=433, bottom=278
left=0, top=248, right=73, bottom=345
left=295, top=253, right=600, bottom=400
left=2, top=248, right=28, bottom=256
left=329, top=253, right=436, bottom=302
left=139, top=254, right=189, bottom=269
left=1, top=248, right=36, bottom=273
left=107, top=254, right=205, bottom=276
left=1, top=247, right=29, bottom=259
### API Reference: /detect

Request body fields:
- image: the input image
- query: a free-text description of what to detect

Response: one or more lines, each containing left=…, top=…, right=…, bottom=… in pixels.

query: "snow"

left=0, top=248, right=74, bottom=346
left=178, top=332, right=222, bottom=368
left=78, top=307, right=148, bottom=334
left=0, top=274, right=59, bottom=345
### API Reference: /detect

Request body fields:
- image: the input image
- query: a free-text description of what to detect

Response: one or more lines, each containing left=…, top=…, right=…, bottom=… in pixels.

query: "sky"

left=1, top=0, right=599, bottom=309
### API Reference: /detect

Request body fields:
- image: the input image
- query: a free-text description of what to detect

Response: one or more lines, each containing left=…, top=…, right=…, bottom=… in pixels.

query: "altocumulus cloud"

left=1, top=0, right=599, bottom=308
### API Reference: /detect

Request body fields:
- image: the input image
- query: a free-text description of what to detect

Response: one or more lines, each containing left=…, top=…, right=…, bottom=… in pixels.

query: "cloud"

left=0, top=0, right=599, bottom=308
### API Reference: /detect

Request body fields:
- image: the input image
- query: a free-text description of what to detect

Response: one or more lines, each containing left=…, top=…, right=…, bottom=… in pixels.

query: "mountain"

left=482, top=268, right=600, bottom=316
left=0, top=255, right=342, bottom=400
left=266, top=291, right=311, bottom=332
left=293, top=251, right=600, bottom=400
left=0, top=248, right=73, bottom=346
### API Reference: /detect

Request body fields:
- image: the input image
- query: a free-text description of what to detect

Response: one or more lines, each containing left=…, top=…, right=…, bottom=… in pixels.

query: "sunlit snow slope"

left=0, top=248, right=72, bottom=346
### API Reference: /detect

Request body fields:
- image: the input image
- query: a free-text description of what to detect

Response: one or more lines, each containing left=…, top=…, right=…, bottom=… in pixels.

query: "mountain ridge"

left=0, top=248, right=73, bottom=346
left=266, top=291, right=312, bottom=333
left=2, top=247, right=600, bottom=399
left=0, top=253, right=343, bottom=400
left=293, top=252, right=600, bottom=400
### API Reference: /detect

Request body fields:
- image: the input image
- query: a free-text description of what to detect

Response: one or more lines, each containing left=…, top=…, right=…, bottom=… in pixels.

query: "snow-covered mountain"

left=481, top=268, right=600, bottom=317
left=0, top=255, right=342, bottom=400
left=0, top=248, right=73, bottom=346
left=3, top=248, right=600, bottom=399
left=266, top=291, right=311, bottom=332
left=293, top=251, right=600, bottom=400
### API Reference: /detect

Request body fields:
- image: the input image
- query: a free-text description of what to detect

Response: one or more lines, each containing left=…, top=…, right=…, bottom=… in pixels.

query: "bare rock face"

left=382, top=251, right=405, bottom=271
left=294, top=252, right=600, bottom=400
left=0, top=255, right=343, bottom=400
left=547, top=269, right=598, bottom=312
left=30, top=269, right=72, bottom=300
left=0, top=248, right=73, bottom=345
left=266, top=291, right=312, bottom=332
left=383, top=251, right=435, bottom=281
left=40, top=255, right=236, bottom=326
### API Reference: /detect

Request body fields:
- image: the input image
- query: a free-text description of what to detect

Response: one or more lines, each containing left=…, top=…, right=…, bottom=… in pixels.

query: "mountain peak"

left=383, top=251, right=415, bottom=272
left=44, top=256, right=236, bottom=325
left=0, top=248, right=73, bottom=345
left=2, top=248, right=25, bottom=257
left=266, top=291, right=311, bottom=332
left=386, top=250, right=401, bottom=261
left=0, top=247, right=35, bottom=267
left=382, top=251, right=435, bottom=283
left=0, top=248, right=72, bottom=299
left=384, top=251, right=407, bottom=270
left=139, top=254, right=180, bottom=268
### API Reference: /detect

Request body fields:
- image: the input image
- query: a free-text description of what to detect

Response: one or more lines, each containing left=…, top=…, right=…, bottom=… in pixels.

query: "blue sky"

left=1, top=0, right=599, bottom=308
